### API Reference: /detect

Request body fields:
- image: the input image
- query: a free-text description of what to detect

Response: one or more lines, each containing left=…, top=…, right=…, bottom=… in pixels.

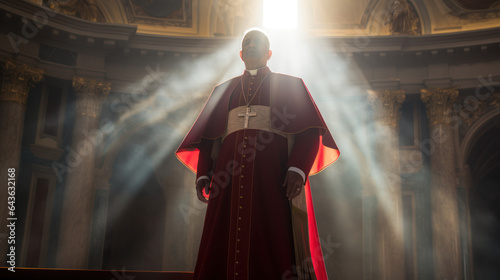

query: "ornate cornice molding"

left=2, top=0, right=500, bottom=54
left=1, top=59, right=44, bottom=105
left=72, top=76, right=111, bottom=118
left=367, top=89, right=406, bottom=127
left=420, top=86, right=460, bottom=126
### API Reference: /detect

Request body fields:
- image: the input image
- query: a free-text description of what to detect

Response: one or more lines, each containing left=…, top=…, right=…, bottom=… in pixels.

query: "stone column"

left=0, top=59, right=43, bottom=263
left=56, top=76, right=110, bottom=268
left=420, top=87, right=462, bottom=280
left=367, top=90, right=406, bottom=280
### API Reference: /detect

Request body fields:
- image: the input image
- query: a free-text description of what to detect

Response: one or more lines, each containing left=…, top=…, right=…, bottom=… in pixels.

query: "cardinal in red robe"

left=176, top=29, right=340, bottom=280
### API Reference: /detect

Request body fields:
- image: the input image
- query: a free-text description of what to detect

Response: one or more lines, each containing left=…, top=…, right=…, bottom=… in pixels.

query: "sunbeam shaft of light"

left=267, top=29, right=406, bottom=251
left=103, top=40, right=243, bottom=224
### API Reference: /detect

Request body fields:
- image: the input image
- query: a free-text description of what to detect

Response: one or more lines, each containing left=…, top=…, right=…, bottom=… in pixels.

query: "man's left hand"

left=282, top=170, right=304, bottom=200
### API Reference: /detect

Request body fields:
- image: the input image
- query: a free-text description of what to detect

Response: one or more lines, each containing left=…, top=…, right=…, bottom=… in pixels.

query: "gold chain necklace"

left=240, top=72, right=271, bottom=106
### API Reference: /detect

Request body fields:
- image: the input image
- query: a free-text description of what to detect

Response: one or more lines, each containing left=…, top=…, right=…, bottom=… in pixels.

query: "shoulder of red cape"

left=175, top=71, right=340, bottom=174
left=186, top=72, right=317, bottom=139
left=214, top=72, right=302, bottom=88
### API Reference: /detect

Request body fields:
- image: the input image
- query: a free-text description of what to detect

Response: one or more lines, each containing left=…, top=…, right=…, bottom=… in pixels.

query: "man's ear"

left=267, top=50, right=273, bottom=60
left=239, top=50, right=243, bottom=60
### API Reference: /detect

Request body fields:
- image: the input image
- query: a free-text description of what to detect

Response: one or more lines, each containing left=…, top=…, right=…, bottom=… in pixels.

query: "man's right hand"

left=196, top=178, right=211, bottom=203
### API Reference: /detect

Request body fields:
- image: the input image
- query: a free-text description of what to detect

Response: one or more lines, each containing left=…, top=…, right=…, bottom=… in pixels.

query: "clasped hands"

left=195, top=170, right=304, bottom=203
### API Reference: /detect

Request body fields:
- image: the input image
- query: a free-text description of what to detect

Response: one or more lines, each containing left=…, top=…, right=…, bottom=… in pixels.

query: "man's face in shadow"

left=239, top=31, right=272, bottom=69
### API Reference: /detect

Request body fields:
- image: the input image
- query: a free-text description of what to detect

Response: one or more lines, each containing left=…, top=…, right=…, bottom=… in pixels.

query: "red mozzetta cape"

left=176, top=72, right=340, bottom=279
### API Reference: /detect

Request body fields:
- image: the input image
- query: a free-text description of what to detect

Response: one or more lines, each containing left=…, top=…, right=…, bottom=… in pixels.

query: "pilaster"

left=367, top=89, right=406, bottom=280
left=56, top=76, right=110, bottom=268
left=0, top=59, right=44, bottom=263
left=420, top=86, right=462, bottom=280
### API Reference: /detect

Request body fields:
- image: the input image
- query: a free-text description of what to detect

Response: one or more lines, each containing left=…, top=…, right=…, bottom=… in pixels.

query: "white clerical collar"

left=246, top=66, right=267, bottom=76
left=247, top=69, right=258, bottom=76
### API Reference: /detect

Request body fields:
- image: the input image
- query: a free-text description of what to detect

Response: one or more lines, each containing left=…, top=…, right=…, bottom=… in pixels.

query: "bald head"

left=239, top=28, right=272, bottom=70
left=241, top=29, right=270, bottom=50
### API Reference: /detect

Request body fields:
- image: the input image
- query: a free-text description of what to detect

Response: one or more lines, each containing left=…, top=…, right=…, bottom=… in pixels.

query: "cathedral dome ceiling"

left=23, top=0, right=500, bottom=37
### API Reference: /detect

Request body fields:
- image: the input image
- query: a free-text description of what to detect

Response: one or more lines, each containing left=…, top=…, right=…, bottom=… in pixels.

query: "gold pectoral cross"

left=238, top=106, right=257, bottom=128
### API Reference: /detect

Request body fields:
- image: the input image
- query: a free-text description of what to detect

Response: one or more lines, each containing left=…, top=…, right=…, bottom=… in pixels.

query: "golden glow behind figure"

left=263, top=0, right=298, bottom=29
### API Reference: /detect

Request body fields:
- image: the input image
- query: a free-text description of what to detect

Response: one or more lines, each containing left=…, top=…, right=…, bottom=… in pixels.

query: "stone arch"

left=458, top=106, right=500, bottom=279
left=363, top=0, right=431, bottom=35
left=458, top=107, right=500, bottom=168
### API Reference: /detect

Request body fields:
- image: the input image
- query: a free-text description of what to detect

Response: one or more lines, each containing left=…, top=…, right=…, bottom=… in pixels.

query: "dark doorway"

left=468, top=125, right=500, bottom=279
left=103, top=128, right=166, bottom=271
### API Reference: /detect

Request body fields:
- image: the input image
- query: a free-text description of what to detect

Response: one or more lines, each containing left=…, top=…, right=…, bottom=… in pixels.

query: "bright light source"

left=263, top=0, right=298, bottom=29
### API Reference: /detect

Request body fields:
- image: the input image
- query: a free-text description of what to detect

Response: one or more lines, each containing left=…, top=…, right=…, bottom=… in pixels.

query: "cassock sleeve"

left=195, top=138, right=214, bottom=181
left=287, top=128, right=320, bottom=182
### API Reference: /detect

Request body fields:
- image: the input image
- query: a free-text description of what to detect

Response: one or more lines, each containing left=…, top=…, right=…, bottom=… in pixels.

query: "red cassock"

left=176, top=67, right=340, bottom=280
